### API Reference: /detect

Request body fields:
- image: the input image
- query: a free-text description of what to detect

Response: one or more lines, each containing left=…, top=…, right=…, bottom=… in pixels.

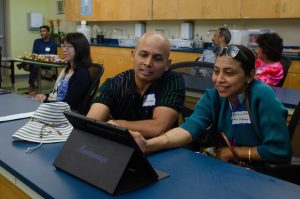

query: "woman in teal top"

left=131, top=45, right=292, bottom=164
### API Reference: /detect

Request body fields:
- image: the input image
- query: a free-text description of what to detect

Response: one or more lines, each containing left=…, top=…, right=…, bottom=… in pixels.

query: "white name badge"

left=45, top=47, right=51, bottom=52
left=143, top=94, right=156, bottom=107
left=232, top=111, right=251, bottom=125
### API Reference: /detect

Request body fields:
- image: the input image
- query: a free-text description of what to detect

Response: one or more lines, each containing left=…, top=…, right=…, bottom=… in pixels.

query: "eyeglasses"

left=214, top=46, right=249, bottom=62
left=61, top=44, right=74, bottom=50
left=30, top=117, right=69, bottom=138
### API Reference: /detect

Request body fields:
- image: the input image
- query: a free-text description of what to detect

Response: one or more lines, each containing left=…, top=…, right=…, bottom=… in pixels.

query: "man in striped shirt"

left=87, top=32, right=185, bottom=138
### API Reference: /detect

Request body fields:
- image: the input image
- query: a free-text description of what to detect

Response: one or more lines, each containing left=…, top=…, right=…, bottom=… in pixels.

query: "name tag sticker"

left=45, top=47, right=51, bottom=52
left=232, top=111, right=251, bottom=125
left=143, top=94, right=156, bottom=107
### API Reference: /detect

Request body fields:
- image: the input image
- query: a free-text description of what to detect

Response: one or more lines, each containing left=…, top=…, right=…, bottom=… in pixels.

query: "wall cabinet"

left=152, top=0, right=178, bottom=20
left=90, top=47, right=133, bottom=83
left=65, top=0, right=151, bottom=21
left=284, top=60, right=300, bottom=89
left=86, top=46, right=200, bottom=84
left=178, top=0, right=241, bottom=19
left=117, top=0, right=152, bottom=21
left=280, top=0, right=300, bottom=18
left=153, top=0, right=241, bottom=20
left=66, top=0, right=300, bottom=21
left=64, top=0, right=80, bottom=21
left=241, top=0, right=300, bottom=18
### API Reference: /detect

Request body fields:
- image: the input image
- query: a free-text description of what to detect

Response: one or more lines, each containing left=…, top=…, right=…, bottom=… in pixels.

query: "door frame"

left=0, top=0, right=7, bottom=56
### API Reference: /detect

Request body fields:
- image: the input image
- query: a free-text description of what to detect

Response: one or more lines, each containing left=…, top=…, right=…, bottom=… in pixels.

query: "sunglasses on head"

left=213, top=46, right=249, bottom=62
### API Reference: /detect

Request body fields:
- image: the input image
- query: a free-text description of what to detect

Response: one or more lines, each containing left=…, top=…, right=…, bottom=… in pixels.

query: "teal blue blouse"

left=180, top=80, right=292, bottom=163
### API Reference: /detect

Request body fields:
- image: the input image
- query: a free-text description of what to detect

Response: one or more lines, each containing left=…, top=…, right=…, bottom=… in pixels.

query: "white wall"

left=80, top=19, right=300, bottom=46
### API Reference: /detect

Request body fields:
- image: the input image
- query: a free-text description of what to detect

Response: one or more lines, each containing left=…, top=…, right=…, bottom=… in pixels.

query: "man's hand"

left=107, top=120, right=119, bottom=126
left=129, top=131, right=147, bottom=153
left=34, top=94, right=47, bottom=102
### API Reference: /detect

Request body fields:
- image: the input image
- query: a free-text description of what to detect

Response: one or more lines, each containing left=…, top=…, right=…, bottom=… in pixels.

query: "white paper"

left=143, top=94, right=156, bottom=107
left=232, top=111, right=251, bottom=125
left=0, top=112, right=34, bottom=122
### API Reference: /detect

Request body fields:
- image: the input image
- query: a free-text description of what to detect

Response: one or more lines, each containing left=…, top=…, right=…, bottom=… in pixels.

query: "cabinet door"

left=90, top=47, right=132, bottom=84
left=65, top=0, right=80, bottom=21
left=109, top=0, right=130, bottom=20
left=178, top=0, right=240, bottom=19
left=280, top=0, right=300, bottom=18
left=204, top=0, right=241, bottom=19
left=93, top=0, right=151, bottom=21
left=80, top=0, right=99, bottom=21
left=287, top=73, right=300, bottom=89
left=170, top=51, right=200, bottom=63
left=94, top=0, right=111, bottom=20
left=289, top=60, right=300, bottom=73
left=153, top=0, right=178, bottom=19
left=129, top=0, right=152, bottom=20
left=0, top=174, right=31, bottom=199
left=178, top=0, right=205, bottom=19
left=241, top=0, right=281, bottom=18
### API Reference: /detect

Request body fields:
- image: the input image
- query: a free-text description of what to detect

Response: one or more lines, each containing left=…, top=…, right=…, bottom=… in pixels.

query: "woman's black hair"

left=227, top=44, right=255, bottom=76
left=62, top=32, right=92, bottom=73
left=256, top=33, right=283, bottom=62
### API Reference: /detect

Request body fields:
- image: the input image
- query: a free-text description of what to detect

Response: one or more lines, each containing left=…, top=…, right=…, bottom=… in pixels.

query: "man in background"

left=87, top=31, right=185, bottom=138
left=197, top=27, right=231, bottom=63
left=18, top=25, right=57, bottom=95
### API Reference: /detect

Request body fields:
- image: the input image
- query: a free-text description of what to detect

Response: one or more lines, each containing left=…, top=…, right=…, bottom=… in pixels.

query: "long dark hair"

left=63, top=32, right=92, bottom=73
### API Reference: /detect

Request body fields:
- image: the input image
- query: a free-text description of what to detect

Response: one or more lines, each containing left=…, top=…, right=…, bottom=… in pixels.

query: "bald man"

left=87, top=32, right=185, bottom=138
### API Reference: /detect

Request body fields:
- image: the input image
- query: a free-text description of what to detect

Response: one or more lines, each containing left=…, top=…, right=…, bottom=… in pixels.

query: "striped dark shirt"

left=93, top=69, right=185, bottom=121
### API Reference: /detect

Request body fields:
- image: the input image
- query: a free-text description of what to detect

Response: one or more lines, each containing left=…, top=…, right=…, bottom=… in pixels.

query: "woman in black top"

left=34, top=32, right=92, bottom=111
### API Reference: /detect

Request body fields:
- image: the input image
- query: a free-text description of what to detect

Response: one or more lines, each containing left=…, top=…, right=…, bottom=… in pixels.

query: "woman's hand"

left=129, top=131, right=147, bottom=153
left=215, top=147, right=233, bottom=162
left=34, top=94, right=47, bottom=102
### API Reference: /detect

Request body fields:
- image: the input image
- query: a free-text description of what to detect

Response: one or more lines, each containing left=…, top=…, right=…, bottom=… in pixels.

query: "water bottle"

left=199, top=35, right=204, bottom=49
left=77, top=21, right=91, bottom=43
left=193, top=34, right=200, bottom=49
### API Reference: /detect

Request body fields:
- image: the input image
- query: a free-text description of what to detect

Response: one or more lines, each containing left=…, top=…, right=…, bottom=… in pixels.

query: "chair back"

left=263, top=100, right=300, bottom=185
left=79, top=63, right=104, bottom=115
left=288, top=101, right=300, bottom=140
left=169, top=61, right=215, bottom=151
left=277, top=56, right=291, bottom=87
left=169, top=61, right=214, bottom=119
left=0, top=46, right=2, bottom=87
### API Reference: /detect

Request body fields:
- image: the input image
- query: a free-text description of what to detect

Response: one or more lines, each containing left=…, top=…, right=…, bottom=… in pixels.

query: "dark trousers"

left=28, top=64, right=38, bottom=87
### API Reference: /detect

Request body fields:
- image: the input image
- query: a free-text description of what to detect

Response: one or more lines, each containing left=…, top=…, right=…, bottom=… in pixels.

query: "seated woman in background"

left=255, top=33, right=284, bottom=86
left=131, top=45, right=292, bottom=165
left=34, top=32, right=92, bottom=111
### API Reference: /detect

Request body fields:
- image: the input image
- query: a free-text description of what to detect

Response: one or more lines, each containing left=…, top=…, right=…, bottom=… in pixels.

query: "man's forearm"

left=114, top=119, right=169, bottom=138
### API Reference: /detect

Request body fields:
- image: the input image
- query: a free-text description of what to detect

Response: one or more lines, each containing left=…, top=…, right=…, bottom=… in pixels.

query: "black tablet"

left=53, top=111, right=168, bottom=195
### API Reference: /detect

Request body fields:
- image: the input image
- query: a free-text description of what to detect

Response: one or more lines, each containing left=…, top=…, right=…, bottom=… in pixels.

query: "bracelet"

left=164, top=133, right=170, bottom=146
left=248, top=148, right=251, bottom=163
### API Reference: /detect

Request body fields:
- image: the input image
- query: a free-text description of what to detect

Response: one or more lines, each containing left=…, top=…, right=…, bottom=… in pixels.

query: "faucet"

left=155, top=27, right=166, bottom=35
left=111, top=29, right=124, bottom=38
